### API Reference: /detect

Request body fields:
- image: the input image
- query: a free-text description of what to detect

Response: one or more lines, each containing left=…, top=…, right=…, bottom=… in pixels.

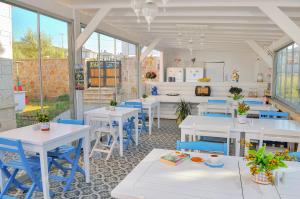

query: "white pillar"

left=159, top=51, right=164, bottom=82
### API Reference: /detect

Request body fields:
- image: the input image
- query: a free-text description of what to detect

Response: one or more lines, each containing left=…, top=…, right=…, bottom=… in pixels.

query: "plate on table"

left=191, top=157, right=205, bottom=163
left=166, top=93, right=180, bottom=96
left=204, top=159, right=224, bottom=168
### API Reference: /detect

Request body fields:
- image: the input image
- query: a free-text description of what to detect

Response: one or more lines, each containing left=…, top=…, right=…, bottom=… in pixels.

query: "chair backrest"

left=243, top=100, right=263, bottom=105
left=208, top=99, right=227, bottom=104
left=0, top=138, right=36, bottom=181
left=176, top=141, right=227, bottom=155
left=122, top=101, right=144, bottom=113
left=259, top=111, right=289, bottom=120
left=204, top=113, right=231, bottom=118
left=57, top=119, right=84, bottom=125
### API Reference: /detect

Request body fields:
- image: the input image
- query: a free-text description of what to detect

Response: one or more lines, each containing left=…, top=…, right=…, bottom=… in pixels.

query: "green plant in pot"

left=245, top=146, right=295, bottom=184
left=110, top=99, right=117, bottom=111
left=37, top=112, right=50, bottom=131
left=176, top=99, right=191, bottom=125
left=229, top=86, right=243, bottom=101
left=237, top=102, right=250, bottom=123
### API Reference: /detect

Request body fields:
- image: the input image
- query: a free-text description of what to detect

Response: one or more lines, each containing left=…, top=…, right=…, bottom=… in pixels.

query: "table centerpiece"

left=37, top=112, right=50, bottom=131
left=237, top=102, right=250, bottom=123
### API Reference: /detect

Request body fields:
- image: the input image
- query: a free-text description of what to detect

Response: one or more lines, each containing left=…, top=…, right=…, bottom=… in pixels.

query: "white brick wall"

left=0, top=2, right=16, bottom=131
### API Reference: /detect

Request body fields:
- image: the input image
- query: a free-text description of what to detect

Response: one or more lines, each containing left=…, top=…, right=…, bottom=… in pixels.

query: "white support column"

left=245, top=40, right=273, bottom=67
left=140, top=38, right=161, bottom=62
left=259, top=5, right=300, bottom=45
left=159, top=51, right=164, bottom=82
left=75, top=7, right=111, bottom=51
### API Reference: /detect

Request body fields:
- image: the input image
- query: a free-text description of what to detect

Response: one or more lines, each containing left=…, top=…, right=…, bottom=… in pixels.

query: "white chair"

left=89, top=115, right=118, bottom=160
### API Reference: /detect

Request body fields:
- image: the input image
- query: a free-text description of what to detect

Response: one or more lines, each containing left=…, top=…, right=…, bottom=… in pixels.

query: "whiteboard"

left=204, top=62, right=225, bottom=82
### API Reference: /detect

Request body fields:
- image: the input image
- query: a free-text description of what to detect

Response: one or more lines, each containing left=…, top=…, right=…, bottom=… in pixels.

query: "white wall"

left=164, top=48, right=271, bottom=82
left=0, top=2, right=16, bottom=131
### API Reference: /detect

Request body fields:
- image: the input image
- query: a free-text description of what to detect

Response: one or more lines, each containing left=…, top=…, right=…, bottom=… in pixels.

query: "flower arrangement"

left=245, top=146, right=295, bottom=184
left=229, top=86, right=243, bottom=101
left=237, top=102, right=250, bottom=115
left=37, top=112, right=50, bottom=131
left=145, top=71, right=157, bottom=79
left=142, top=94, right=148, bottom=99
left=110, top=100, right=117, bottom=106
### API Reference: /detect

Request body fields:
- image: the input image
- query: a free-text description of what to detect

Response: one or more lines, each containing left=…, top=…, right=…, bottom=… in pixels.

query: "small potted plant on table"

left=141, top=94, right=148, bottom=102
left=245, top=146, right=294, bottom=184
left=229, top=86, right=243, bottom=104
left=176, top=99, right=191, bottom=125
left=37, top=112, right=50, bottom=131
left=110, top=99, right=117, bottom=111
left=237, top=102, right=250, bottom=123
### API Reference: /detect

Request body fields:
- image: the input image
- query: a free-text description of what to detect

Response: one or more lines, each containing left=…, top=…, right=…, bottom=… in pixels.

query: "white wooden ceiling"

left=57, top=0, right=300, bottom=51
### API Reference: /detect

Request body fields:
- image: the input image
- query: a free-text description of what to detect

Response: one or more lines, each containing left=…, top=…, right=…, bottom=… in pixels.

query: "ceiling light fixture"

left=131, top=0, right=143, bottom=23
left=142, top=0, right=159, bottom=31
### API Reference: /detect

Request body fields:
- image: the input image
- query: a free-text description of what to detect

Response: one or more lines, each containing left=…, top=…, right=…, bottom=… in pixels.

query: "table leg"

left=135, top=114, right=139, bottom=145
left=83, top=134, right=90, bottom=183
left=39, top=149, right=50, bottom=199
left=0, top=151, right=5, bottom=190
left=118, top=118, right=124, bottom=157
left=149, top=107, right=152, bottom=135
left=157, top=103, right=160, bottom=129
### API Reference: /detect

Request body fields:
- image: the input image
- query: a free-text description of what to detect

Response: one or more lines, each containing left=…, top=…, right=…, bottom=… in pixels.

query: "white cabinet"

left=185, top=67, right=204, bottom=82
left=167, top=67, right=184, bottom=82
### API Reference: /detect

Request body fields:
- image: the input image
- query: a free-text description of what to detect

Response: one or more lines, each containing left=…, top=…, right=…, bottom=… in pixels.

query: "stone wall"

left=12, top=59, right=70, bottom=100
left=0, top=2, right=16, bottom=131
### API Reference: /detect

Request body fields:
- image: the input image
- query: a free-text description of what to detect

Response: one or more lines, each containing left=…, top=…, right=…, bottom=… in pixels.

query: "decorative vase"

left=238, top=114, right=247, bottom=124
left=251, top=172, right=271, bottom=185
left=40, top=122, right=50, bottom=131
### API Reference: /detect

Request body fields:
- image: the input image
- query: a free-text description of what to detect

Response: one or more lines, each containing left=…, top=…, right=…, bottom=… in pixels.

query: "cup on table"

left=209, top=154, right=220, bottom=164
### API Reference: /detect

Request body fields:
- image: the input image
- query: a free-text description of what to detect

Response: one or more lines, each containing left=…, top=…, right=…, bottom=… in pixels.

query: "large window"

left=275, top=43, right=300, bottom=109
left=10, top=5, right=71, bottom=127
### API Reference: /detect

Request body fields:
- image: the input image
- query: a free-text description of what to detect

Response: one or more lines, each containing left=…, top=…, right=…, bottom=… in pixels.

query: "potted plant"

left=141, top=94, right=148, bottom=102
left=229, top=86, right=243, bottom=103
left=245, top=146, right=294, bottom=184
left=237, top=102, right=250, bottom=123
left=110, top=99, right=117, bottom=111
left=145, top=71, right=157, bottom=80
left=176, top=99, right=191, bottom=125
left=37, top=112, right=50, bottom=131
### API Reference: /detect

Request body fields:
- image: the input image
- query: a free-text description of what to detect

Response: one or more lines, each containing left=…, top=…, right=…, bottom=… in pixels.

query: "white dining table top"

left=84, top=106, right=139, bottom=117
left=112, top=149, right=300, bottom=199
left=180, top=116, right=300, bottom=135
left=0, top=122, right=90, bottom=146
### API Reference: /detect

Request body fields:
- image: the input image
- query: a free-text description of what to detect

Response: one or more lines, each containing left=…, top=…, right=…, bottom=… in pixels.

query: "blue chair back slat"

left=289, top=152, right=300, bottom=162
left=57, top=119, right=84, bottom=125
left=204, top=113, right=231, bottom=118
left=208, top=99, right=227, bottom=104
left=176, top=141, right=227, bottom=155
left=259, top=111, right=289, bottom=120
left=243, top=100, right=263, bottom=105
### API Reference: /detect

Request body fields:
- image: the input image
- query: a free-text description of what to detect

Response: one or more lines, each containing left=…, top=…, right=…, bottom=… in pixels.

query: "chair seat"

left=48, top=145, right=75, bottom=158
left=4, top=156, right=50, bottom=171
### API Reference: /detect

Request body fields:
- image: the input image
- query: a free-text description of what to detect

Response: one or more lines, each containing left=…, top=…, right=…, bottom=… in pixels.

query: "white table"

left=128, top=99, right=160, bottom=135
left=84, top=107, right=139, bottom=157
left=112, top=149, right=300, bottom=199
left=179, top=116, right=300, bottom=155
left=0, top=122, right=90, bottom=199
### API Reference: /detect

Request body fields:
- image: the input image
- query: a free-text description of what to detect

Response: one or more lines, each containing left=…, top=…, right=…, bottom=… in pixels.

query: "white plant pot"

left=238, top=115, right=247, bottom=124
left=251, top=172, right=271, bottom=185
left=40, top=122, right=50, bottom=131
left=109, top=106, right=116, bottom=111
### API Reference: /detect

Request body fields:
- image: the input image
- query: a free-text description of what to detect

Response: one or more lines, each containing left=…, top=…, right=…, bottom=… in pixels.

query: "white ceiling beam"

left=75, top=7, right=111, bottom=51
left=259, top=5, right=300, bottom=45
left=268, top=35, right=292, bottom=51
left=69, top=0, right=300, bottom=9
left=140, top=38, right=161, bottom=62
left=246, top=40, right=273, bottom=67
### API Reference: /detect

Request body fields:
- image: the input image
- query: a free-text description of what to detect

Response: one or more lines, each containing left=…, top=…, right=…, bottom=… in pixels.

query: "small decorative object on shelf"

left=245, top=146, right=295, bottom=184
left=37, top=112, right=50, bottom=131
left=229, top=86, right=243, bottom=102
left=257, top=73, right=264, bottom=82
left=237, top=102, right=250, bottom=124
left=197, top=77, right=211, bottom=82
left=151, top=86, right=158, bottom=95
left=191, top=57, right=196, bottom=64
left=145, top=71, right=157, bottom=80
left=110, top=100, right=117, bottom=111
left=231, top=69, right=239, bottom=82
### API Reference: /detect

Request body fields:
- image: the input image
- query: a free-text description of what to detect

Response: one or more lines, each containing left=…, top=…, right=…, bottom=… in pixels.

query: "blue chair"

left=176, top=141, right=228, bottom=155
left=289, top=152, right=300, bottom=162
left=208, top=99, right=227, bottom=104
left=243, top=100, right=263, bottom=105
left=0, top=138, right=52, bottom=198
left=48, top=119, right=85, bottom=192
left=203, top=113, right=231, bottom=118
left=259, top=111, right=289, bottom=120
left=123, top=101, right=147, bottom=133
